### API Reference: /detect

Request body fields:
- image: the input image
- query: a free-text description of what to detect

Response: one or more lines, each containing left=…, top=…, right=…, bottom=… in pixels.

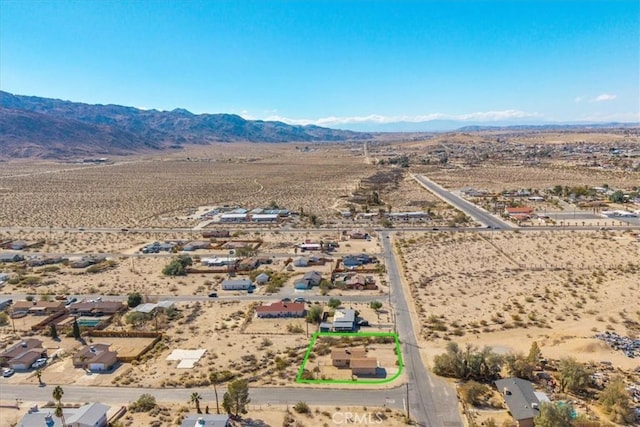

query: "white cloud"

left=239, top=110, right=543, bottom=127
left=591, top=93, right=617, bottom=102
left=574, top=96, right=584, bottom=103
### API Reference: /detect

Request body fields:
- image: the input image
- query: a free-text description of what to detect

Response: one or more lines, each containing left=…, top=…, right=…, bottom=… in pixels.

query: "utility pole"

left=406, top=382, right=410, bottom=421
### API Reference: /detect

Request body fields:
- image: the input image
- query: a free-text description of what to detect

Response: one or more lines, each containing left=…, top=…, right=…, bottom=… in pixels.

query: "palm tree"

left=190, top=392, right=202, bottom=414
left=209, top=371, right=221, bottom=414
left=52, top=386, right=67, bottom=427
left=35, top=369, right=42, bottom=386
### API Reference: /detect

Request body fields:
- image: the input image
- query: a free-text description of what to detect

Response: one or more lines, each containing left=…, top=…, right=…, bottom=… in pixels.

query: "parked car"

left=2, top=368, right=15, bottom=377
left=281, top=298, right=292, bottom=303
left=65, top=297, right=78, bottom=306
left=357, top=319, right=370, bottom=327
left=294, top=297, right=308, bottom=303
left=31, top=358, right=47, bottom=369
left=208, top=292, right=218, bottom=298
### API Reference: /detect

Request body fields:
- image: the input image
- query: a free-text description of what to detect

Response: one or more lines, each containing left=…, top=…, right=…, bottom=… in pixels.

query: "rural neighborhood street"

left=0, top=383, right=407, bottom=410
left=381, top=231, right=463, bottom=427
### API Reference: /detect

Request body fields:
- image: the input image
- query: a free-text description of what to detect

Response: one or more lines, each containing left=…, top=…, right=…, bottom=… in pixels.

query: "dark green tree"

left=504, top=352, right=535, bottom=380
left=534, top=402, right=574, bottom=427
left=49, top=323, right=58, bottom=340
left=558, top=357, right=591, bottom=394
left=127, top=292, right=142, bottom=308
left=53, top=386, right=67, bottom=426
left=305, top=305, right=323, bottom=324
left=609, top=190, right=625, bottom=203
left=190, top=392, right=202, bottom=414
left=72, top=318, right=81, bottom=340
left=370, top=301, right=383, bottom=312
left=598, top=376, right=634, bottom=424
left=222, top=379, right=250, bottom=417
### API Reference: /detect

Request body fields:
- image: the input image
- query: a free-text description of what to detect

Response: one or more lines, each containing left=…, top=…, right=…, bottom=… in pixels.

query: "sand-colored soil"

left=394, top=230, right=640, bottom=371
left=0, top=144, right=379, bottom=228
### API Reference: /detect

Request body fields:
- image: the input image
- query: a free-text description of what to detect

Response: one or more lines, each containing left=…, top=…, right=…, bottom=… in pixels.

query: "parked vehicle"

left=208, top=292, right=218, bottom=298
left=2, top=368, right=15, bottom=377
left=31, top=358, right=47, bottom=369
left=294, top=297, right=308, bottom=303
left=281, top=298, right=292, bottom=302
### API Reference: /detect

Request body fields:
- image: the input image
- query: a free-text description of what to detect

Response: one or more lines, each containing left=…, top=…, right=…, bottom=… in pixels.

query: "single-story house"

left=132, top=301, right=174, bottom=314
left=250, top=214, right=279, bottom=223
left=12, top=301, right=66, bottom=316
left=297, top=243, right=321, bottom=252
left=331, top=347, right=366, bottom=368
left=181, top=414, right=230, bottom=427
left=333, top=309, right=356, bottom=332
left=350, top=357, right=378, bottom=376
left=293, top=257, right=310, bottom=267
left=505, top=207, right=534, bottom=217
left=385, top=211, right=428, bottom=221
left=494, top=378, right=541, bottom=427
left=344, top=275, right=378, bottom=290
left=201, top=257, right=238, bottom=267
left=219, top=213, right=248, bottom=223
left=342, top=254, right=377, bottom=268
left=0, top=253, right=24, bottom=263
left=73, top=344, right=118, bottom=372
left=347, top=230, right=369, bottom=240
left=295, top=271, right=322, bottom=289
left=10, top=350, right=43, bottom=370
left=68, top=301, right=125, bottom=317
left=0, top=339, right=44, bottom=366
left=221, top=278, right=253, bottom=291
left=255, top=273, right=270, bottom=284
left=255, top=301, right=305, bottom=318
left=182, top=241, right=211, bottom=251
left=18, top=402, right=110, bottom=427
left=237, top=257, right=261, bottom=271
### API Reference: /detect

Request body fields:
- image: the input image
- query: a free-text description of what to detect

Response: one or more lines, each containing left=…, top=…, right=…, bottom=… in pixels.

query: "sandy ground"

left=0, top=144, right=379, bottom=228
left=394, top=230, right=640, bottom=371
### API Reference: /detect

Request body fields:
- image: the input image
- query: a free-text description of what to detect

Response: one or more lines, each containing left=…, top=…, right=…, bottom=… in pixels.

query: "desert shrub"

left=130, top=393, right=156, bottom=412
left=294, top=402, right=310, bottom=414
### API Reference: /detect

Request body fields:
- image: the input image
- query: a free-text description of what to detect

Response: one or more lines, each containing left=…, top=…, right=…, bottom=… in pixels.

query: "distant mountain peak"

left=0, top=91, right=368, bottom=159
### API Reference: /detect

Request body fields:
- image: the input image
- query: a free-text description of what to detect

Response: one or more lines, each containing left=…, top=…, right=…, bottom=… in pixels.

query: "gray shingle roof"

left=494, top=378, right=540, bottom=420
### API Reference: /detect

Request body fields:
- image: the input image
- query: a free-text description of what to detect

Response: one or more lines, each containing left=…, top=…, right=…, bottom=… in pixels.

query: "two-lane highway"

left=413, top=174, right=512, bottom=230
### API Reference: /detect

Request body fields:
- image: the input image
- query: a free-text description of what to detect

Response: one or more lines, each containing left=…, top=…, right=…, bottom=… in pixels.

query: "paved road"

left=0, top=383, right=406, bottom=410
left=413, top=174, right=513, bottom=230
left=381, top=231, right=463, bottom=427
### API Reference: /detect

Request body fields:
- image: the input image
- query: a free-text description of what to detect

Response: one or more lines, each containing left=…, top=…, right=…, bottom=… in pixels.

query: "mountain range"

left=0, top=91, right=367, bottom=159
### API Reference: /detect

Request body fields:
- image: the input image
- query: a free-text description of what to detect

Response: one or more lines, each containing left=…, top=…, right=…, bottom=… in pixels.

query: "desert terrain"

left=1, top=130, right=640, bottom=426
left=394, top=229, right=640, bottom=370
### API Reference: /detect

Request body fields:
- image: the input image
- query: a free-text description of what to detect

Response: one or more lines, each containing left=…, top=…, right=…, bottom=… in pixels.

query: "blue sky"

left=1, top=0, right=638, bottom=129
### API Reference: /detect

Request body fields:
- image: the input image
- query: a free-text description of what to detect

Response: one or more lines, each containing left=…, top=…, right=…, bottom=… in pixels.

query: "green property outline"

left=295, top=331, right=403, bottom=384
